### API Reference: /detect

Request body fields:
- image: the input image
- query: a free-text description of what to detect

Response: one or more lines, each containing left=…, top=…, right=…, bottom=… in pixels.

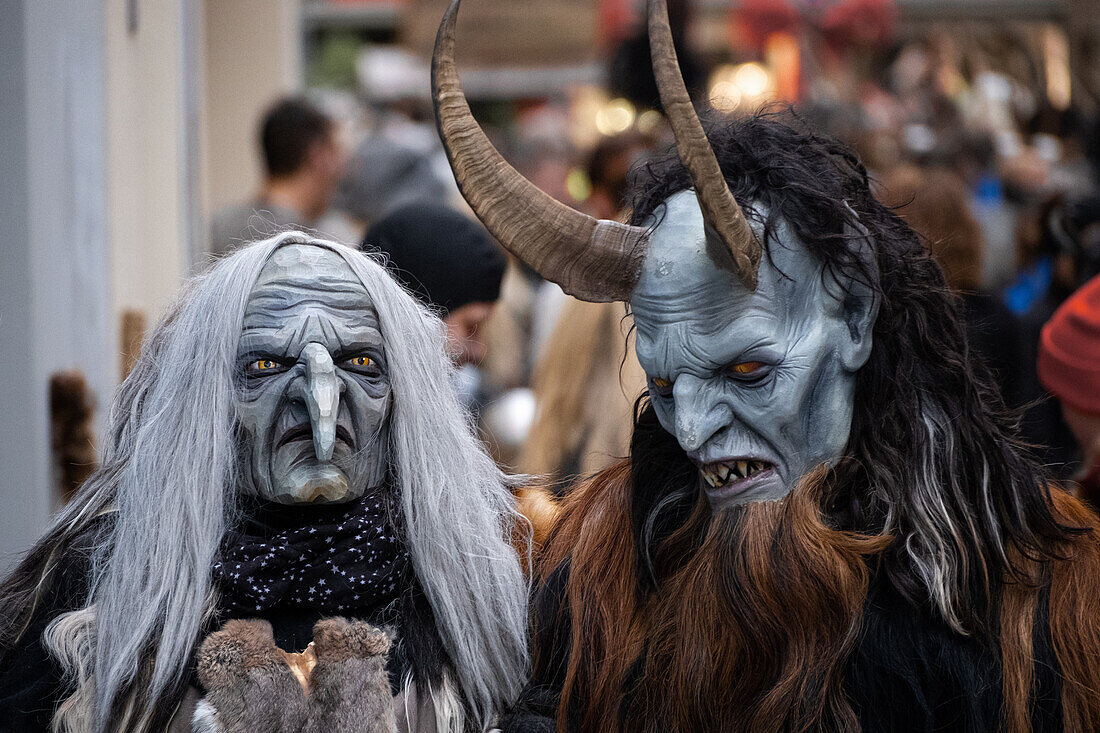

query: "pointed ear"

left=836, top=217, right=880, bottom=372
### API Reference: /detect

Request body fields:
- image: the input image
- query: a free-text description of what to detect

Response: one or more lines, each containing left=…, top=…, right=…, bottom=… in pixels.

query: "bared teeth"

left=700, top=459, right=772, bottom=488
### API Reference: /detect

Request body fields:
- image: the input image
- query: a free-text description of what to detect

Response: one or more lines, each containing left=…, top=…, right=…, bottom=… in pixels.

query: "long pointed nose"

left=673, top=376, right=729, bottom=454
left=301, top=343, right=340, bottom=461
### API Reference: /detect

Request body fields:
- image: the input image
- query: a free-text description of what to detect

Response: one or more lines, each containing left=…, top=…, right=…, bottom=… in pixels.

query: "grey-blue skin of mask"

left=235, top=244, right=392, bottom=504
left=631, top=190, right=878, bottom=509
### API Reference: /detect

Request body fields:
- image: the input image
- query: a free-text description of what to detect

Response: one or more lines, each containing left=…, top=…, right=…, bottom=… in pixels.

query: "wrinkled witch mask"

left=235, top=244, right=391, bottom=504
left=433, top=0, right=878, bottom=507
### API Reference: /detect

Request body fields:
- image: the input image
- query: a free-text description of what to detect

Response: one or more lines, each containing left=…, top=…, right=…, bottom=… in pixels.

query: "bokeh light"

left=595, top=98, right=636, bottom=136
left=565, top=167, right=592, bottom=202
left=709, top=62, right=775, bottom=112
left=637, top=109, right=664, bottom=136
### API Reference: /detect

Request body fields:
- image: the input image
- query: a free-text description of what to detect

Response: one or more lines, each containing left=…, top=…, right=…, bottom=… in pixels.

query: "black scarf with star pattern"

left=213, top=490, right=410, bottom=615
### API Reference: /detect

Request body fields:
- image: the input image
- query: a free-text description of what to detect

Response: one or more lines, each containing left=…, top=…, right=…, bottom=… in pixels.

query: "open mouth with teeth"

left=699, top=459, right=774, bottom=489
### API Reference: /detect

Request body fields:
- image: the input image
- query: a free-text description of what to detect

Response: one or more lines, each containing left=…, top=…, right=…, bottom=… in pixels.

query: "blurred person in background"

left=519, top=133, right=648, bottom=491
left=361, top=204, right=558, bottom=550
left=336, top=48, right=456, bottom=231
left=878, top=164, right=1021, bottom=402
left=1039, top=273, right=1100, bottom=510
left=584, top=133, right=646, bottom=221
left=210, top=98, right=348, bottom=255
left=362, top=202, right=505, bottom=375
left=477, top=103, right=582, bottom=398
left=1004, top=193, right=1100, bottom=476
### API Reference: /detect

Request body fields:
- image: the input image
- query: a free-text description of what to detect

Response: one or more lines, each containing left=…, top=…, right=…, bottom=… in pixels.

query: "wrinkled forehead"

left=630, top=190, right=826, bottom=331
left=245, top=244, right=374, bottom=318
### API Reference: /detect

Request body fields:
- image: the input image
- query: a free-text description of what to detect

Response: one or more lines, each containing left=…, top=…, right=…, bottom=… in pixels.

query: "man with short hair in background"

left=210, top=97, right=348, bottom=255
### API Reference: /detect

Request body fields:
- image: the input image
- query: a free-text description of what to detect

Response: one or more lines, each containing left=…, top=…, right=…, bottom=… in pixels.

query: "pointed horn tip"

left=432, top=0, right=462, bottom=66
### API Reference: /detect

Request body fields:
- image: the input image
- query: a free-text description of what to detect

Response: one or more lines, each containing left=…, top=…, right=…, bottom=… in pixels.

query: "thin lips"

left=276, top=424, right=354, bottom=451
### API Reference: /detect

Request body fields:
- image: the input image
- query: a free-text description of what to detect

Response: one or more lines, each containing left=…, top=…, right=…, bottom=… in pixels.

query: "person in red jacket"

left=1040, top=273, right=1100, bottom=508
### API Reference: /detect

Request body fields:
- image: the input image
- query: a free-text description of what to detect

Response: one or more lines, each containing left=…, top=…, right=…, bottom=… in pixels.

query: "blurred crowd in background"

left=203, top=0, right=1100, bottom=495
left=8, top=0, right=1100, bottom=554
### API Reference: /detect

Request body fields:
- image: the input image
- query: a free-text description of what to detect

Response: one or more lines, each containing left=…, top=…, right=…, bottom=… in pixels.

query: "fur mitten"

left=195, top=619, right=309, bottom=733
left=305, top=617, right=398, bottom=733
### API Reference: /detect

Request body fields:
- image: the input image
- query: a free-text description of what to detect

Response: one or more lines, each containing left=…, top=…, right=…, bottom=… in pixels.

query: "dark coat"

left=501, top=567, right=1064, bottom=733
left=0, top=521, right=448, bottom=732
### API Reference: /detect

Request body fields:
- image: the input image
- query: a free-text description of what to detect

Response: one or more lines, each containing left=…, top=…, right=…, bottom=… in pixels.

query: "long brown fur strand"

left=997, top=488, right=1100, bottom=733
left=540, top=462, right=889, bottom=732
left=1046, top=489, right=1100, bottom=732
left=998, top=551, right=1042, bottom=733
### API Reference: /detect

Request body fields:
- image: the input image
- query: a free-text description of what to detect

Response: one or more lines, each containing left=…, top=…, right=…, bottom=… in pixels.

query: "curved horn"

left=432, top=0, right=648, bottom=302
left=647, top=0, right=761, bottom=290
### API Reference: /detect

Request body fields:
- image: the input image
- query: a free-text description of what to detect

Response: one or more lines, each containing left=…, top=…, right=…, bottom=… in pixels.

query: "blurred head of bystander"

left=362, top=203, right=506, bottom=367
left=260, top=97, right=347, bottom=222
left=878, top=164, right=984, bottom=291
left=1040, top=274, right=1100, bottom=504
left=585, top=133, right=646, bottom=220
left=209, top=97, right=348, bottom=256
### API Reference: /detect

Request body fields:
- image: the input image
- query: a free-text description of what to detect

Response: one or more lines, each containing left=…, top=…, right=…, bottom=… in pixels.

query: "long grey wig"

left=37, top=233, right=529, bottom=731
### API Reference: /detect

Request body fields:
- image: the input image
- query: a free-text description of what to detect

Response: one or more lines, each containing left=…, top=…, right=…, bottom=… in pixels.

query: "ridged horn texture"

left=647, top=0, right=762, bottom=290
left=432, top=0, right=649, bottom=303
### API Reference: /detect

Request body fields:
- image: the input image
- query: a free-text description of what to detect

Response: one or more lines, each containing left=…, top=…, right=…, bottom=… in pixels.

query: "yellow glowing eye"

left=350, top=356, right=372, bottom=367
left=731, top=361, right=764, bottom=375
left=252, top=359, right=278, bottom=371
left=652, top=377, right=673, bottom=389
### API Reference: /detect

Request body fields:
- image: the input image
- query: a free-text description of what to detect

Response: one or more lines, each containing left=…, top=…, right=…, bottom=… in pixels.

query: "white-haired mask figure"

left=0, top=234, right=529, bottom=732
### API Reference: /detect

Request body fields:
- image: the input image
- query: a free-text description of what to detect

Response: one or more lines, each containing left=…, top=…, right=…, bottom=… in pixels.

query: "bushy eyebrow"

left=640, top=318, right=783, bottom=380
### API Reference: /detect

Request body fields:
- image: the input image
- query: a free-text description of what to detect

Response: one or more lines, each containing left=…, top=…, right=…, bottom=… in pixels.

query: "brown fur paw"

left=311, top=617, right=392, bottom=663
left=197, top=619, right=285, bottom=690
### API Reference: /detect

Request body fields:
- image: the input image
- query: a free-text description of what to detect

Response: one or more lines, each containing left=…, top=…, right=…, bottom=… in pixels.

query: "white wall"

left=202, top=0, right=302, bottom=218
left=0, top=0, right=112, bottom=570
left=106, top=0, right=200, bottom=321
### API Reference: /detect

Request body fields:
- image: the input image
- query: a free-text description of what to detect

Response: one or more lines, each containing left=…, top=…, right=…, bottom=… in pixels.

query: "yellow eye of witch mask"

left=730, top=361, right=764, bottom=375
left=252, top=359, right=278, bottom=371
left=349, top=356, right=372, bottom=367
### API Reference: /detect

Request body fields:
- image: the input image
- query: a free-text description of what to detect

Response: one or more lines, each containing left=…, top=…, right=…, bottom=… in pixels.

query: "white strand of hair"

left=428, top=671, right=467, bottom=733
left=903, top=405, right=1002, bottom=633
left=45, top=607, right=96, bottom=733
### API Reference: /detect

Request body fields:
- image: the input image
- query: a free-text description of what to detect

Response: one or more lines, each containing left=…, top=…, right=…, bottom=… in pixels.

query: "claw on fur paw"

left=280, top=642, right=318, bottom=695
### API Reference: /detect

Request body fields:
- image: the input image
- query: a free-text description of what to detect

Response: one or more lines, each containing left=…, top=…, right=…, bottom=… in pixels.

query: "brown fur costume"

left=530, top=462, right=1100, bottom=733
left=197, top=619, right=309, bottom=733
left=197, top=618, right=397, bottom=733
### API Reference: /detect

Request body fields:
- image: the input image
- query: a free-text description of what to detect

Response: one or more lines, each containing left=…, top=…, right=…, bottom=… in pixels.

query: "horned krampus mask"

left=433, top=0, right=879, bottom=507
